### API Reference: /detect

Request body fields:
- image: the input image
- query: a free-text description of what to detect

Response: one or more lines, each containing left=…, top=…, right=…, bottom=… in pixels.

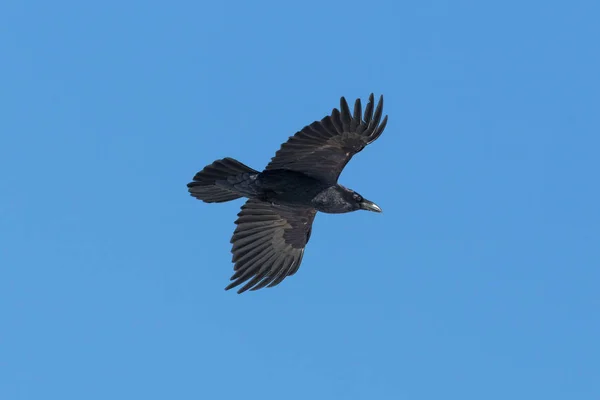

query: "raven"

left=188, top=94, right=388, bottom=293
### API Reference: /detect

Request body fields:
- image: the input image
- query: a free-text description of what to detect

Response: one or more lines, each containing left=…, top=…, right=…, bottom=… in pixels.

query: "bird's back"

left=255, top=169, right=330, bottom=207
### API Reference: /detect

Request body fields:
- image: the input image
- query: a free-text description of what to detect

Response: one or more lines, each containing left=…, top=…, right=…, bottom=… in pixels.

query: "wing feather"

left=339, top=97, right=352, bottom=132
left=351, top=98, right=362, bottom=131
left=265, top=94, right=388, bottom=183
left=227, top=199, right=316, bottom=293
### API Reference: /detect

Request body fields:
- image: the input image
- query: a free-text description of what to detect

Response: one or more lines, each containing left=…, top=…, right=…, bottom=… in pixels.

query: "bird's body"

left=254, top=169, right=330, bottom=208
left=188, top=94, right=388, bottom=293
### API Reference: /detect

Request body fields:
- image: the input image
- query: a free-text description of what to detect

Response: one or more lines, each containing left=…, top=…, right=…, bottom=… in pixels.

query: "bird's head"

left=312, top=185, right=382, bottom=214
left=350, top=191, right=383, bottom=213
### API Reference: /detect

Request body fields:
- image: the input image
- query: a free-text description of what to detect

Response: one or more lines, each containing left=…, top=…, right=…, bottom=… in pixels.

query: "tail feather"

left=188, top=158, right=258, bottom=203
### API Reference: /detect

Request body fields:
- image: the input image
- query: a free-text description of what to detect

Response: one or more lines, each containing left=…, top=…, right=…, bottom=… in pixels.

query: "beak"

left=359, top=199, right=383, bottom=213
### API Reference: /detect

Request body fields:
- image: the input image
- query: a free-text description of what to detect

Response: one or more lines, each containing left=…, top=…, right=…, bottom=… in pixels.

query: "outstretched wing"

left=226, top=199, right=316, bottom=294
left=265, top=94, right=388, bottom=184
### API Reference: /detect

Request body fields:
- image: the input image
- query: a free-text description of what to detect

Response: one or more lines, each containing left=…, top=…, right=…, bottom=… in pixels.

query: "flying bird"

left=188, top=94, right=388, bottom=293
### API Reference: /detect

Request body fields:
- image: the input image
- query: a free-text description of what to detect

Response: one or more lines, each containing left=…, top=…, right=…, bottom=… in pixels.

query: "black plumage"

left=188, top=94, right=388, bottom=293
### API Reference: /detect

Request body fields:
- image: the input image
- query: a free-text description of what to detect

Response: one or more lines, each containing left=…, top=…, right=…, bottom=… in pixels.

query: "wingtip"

left=231, top=289, right=246, bottom=295
left=224, top=282, right=247, bottom=294
left=342, top=93, right=383, bottom=110
left=380, top=114, right=389, bottom=127
left=368, top=93, right=384, bottom=102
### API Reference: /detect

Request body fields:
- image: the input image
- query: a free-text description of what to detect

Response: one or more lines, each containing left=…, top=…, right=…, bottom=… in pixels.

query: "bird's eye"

left=354, top=194, right=362, bottom=202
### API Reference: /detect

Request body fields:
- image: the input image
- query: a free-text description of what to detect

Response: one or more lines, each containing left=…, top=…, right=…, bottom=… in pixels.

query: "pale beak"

left=359, top=199, right=383, bottom=213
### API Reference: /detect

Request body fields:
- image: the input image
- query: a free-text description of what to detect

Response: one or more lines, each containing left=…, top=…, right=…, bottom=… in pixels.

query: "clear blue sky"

left=1, top=1, right=598, bottom=399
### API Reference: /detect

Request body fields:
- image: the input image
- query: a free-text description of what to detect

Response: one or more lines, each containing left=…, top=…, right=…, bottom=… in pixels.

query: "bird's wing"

left=226, top=199, right=316, bottom=293
left=265, top=94, right=388, bottom=184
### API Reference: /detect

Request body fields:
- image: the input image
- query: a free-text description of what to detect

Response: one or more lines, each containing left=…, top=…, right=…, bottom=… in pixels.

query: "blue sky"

left=1, top=0, right=599, bottom=399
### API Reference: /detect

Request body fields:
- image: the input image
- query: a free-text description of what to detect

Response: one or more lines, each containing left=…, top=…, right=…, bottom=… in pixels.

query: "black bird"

left=188, top=94, right=388, bottom=293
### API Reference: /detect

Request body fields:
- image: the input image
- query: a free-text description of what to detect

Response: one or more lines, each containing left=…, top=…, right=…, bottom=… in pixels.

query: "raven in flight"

left=188, top=94, right=388, bottom=293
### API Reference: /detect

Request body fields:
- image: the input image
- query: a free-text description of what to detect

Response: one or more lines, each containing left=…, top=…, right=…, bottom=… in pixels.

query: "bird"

left=187, top=94, right=388, bottom=293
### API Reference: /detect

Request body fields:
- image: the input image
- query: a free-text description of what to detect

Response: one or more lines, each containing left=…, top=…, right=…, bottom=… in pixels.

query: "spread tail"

left=187, top=157, right=259, bottom=203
